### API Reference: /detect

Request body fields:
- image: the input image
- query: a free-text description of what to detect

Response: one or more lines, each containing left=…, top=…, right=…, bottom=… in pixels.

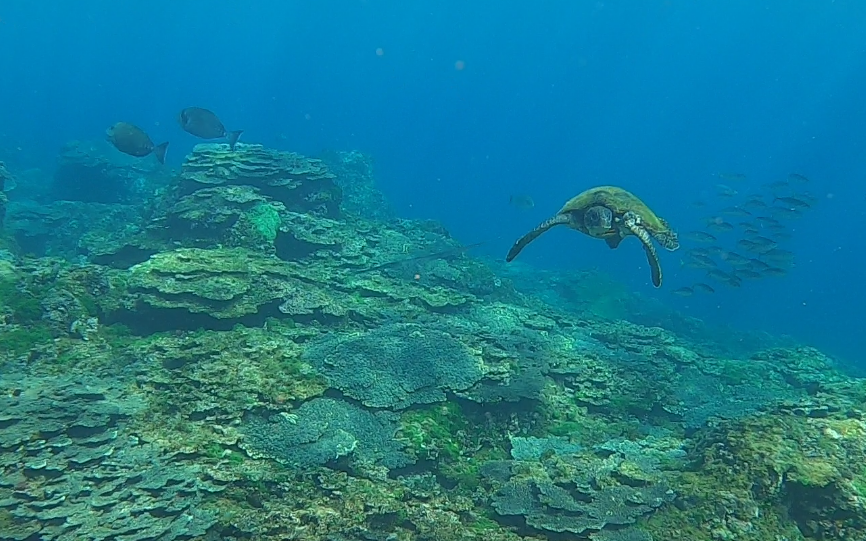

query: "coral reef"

left=3, top=139, right=864, bottom=541
left=303, top=322, right=484, bottom=409
left=177, top=142, right=341, bottom=218
left=485, top=434, right=678, bottom=538
left=0, top=374, right=224, bottom=540
left=241, top=397, right=414, bottom=470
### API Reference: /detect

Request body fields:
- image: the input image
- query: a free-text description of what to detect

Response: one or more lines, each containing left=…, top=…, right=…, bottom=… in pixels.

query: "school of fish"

left=673, top=172, right=816, bottom=297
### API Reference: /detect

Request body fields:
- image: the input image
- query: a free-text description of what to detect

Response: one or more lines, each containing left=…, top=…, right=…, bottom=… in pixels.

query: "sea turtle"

left=505, top=186, right=679, bottom=287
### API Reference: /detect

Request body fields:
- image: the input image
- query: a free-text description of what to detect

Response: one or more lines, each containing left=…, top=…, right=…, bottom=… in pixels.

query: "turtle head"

left=583, top=205, right=614, bottom=237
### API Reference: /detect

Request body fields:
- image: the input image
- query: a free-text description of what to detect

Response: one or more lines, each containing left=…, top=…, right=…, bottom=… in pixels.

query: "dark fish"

left=742, top=198, right=768, bottom=210
left=763, top=180, right=790, bottom=191
left=735, top=269, right=762, bottom=280
left=672, top=287, right=694, bottom=297
left=773, top=196, right=811, bottom=209
left=747, top=259, right=770, bottom=271
left=737, top=239, right=760, bottom=252
left=762, top=248, right=795, bottom=263
left=509, top=195, right=535, bottom=209
left=755, top=216, right=781, bottom=226
left=706, top=269, right=739, bottom=283
left=720, top=251, right=751, bottom=267
left=684, top=231, right=717, bottom=243
left=692, top=282, right=715, bottom=294
left=717, top=172, right=747, bottom=182
left=106, top=122, right=168, bottom=164
left=687, top=247, right=713, bottom=257
left=705, top=219, right=734, bottom=232
left=690, top=200, right=708, bottom=208
left=767, top=206, right=803, bottom=219
left=788, top=173, right=810, bottom=184
left=685, top=253, right=717, bottom=269
left=796, top=192, right=819, bottom=204
left=715, top=184, right=738, bottom=197
left=763, top=267, right=788, bottom=277
left=719, top=206, right=752, bottom=217
left=178, top=107, right=243, bottom=150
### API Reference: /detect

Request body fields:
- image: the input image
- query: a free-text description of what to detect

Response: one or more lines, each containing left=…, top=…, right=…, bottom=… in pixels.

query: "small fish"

left=720, top=251, right=751, bottom=267
left=686, top=253, right=718, bottom=269
left=509, top=195, right=535, bottom=209
left=773, top=196, right=811, bottom=209
left=684, top=231, right=718, bottom=243
left=762, top=267, right=788, bottom=277
left=717, top=172, right=748, bottom=182
left=796, top=192, right=819, bottom=204
left=178, top=107, right=243, bottom=150
left=755, top=216, right=781, bottom=226
left=719, top=206, right=752, bottom=217
left=687, top=247, right=713, bottom=257
left=762, top=248, right=795, bottom=262
left=735, top=269, right=762, bottom=280
left=715, top=184, right=738, bottom=197
left=106, top=122, right=168, bottom=164
left=742, top=197, right=769, bottom=210
left=767, top=206, right=803, bottom=219
left=706, top=269, right=738, bottom=282
left=705, top=219, right=734, bottom=232
left=690, top=200, right=708, bottom=208
left=787, top=173, right=810, bottom=184
left=763, top=180, right=790, bottom=191
left=747, top=258, right=771, bottom=271
left=672, top=287, right=694, bottom=297
left=692, top=283, right=715, bottom=294
left=737, top=239, right=759, bottom=252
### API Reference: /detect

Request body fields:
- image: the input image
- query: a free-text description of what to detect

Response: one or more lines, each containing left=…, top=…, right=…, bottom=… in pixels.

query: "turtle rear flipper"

left=624, top=213, right=662, bottom=287
left=506, top=213, right=571, bottom=262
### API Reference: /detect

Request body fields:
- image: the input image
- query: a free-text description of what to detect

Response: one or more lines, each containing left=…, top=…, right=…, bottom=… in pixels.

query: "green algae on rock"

left=178, top=143, right=342, bottom=218
left=123, top=247, right=336, bottom=322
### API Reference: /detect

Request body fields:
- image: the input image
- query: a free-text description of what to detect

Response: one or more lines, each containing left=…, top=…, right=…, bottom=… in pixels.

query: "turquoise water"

left=2, top=3, right=866, bottom=540
left=2, top=1, right=862, bottom=360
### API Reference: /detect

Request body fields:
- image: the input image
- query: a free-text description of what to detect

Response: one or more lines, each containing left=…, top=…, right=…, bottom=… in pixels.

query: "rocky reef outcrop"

left=1, top=138, right=863, bottom=541
left=51, top=140, right=170, bottom=204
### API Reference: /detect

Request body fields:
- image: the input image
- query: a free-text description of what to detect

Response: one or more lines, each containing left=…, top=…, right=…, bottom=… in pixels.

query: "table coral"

left=178, top=143, right=341, bottom=217
left=303, top=322, right=484, bottom=409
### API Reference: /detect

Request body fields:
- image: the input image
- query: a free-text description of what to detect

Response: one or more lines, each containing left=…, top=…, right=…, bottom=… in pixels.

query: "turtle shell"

left=559, top=185, right=677, bottom=248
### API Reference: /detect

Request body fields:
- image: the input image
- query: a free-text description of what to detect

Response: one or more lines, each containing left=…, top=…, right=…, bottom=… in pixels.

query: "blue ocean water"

left=1, top=1, right=863, bottom=361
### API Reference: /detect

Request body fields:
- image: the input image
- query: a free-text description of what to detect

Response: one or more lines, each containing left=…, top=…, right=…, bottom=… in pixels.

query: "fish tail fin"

left=153, top=142, right=169, bottom=164
left=227, top=130, right=243, bottom=150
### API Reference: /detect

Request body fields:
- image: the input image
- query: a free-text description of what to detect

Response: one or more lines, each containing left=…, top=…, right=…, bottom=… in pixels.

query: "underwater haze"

left=7, top=3, right=866, bottom=540
left=2, top=1, right=865, bottom=360
left=8, top=1, right=865, bottom=360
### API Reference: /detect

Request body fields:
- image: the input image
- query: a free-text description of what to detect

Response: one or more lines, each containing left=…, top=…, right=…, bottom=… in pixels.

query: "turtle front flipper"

left=506, top=213, right=571, bottom=262
left=623, top=211, right=662, bottom=287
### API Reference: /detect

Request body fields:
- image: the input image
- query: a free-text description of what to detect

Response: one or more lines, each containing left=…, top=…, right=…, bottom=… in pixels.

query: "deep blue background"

left=1, top=1, right=864, bottom=361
